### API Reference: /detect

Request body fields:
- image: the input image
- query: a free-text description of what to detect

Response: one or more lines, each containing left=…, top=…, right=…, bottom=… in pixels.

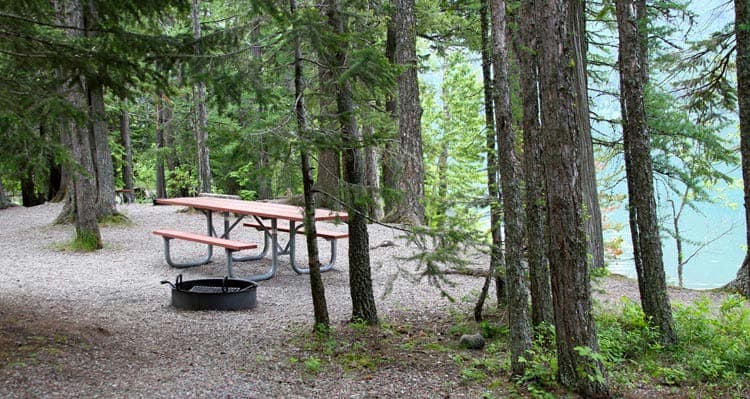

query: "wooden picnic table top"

left=155, top=196, right=347, bottom=222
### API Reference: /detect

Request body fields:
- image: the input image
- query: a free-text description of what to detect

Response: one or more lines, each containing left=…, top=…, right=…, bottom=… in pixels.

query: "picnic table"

left=153, top=196, right=348, bottom=281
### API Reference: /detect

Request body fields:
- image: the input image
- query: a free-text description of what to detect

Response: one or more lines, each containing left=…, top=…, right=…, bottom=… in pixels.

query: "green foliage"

left=68, top=229, right=102, bottom=252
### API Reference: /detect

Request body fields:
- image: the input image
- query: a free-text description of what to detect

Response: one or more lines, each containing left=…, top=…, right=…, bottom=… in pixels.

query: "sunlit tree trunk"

left=616, top=0, right=676, bottom=345
left=535, top=0, right=609, bottom=395
left=514, top=0, right=553, bottom=327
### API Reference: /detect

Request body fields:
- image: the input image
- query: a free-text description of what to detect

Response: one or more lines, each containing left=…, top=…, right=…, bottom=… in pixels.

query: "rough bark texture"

left=192, top=0, right=211, bottom=194
left=475, top=0, right=506, bottom=321
left=383, top=0, right=425, bottom=225
left=616, top=0, right=677, bottom=345
left=57, top=0, right=102, bottom=248
left=569, top=0, right=605, bottom=269
left=326, top=0, right=378, bottom=324
left=315, top=150, right=341, bottom=209
left=735, top=0, right=750, bottom=298
left=293, top=0, right=329, bottom=329
left=119, top=106, right=135, bottom=203
left=514, top=0, right=553, bottom=327
left=88, top=82, right=117, bottom=218
left=490, top=0, right=532, bottom=376
left=535, top=0, right=609, bottom=395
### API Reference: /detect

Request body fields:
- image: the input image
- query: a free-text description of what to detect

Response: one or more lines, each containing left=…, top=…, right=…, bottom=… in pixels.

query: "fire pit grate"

left=161, top=274, right=257, bottom=311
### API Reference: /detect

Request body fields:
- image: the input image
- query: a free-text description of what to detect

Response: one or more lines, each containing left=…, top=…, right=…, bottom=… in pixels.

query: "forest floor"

left=0, top=202, right=745, bottom=398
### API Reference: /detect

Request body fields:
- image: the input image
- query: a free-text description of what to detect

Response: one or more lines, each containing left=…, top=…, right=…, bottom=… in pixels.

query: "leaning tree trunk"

left=326, top=0, right=378, bottom=324
left=514, top=0, right=553, bottom=327
left=616, top=0, right=677, bottom=346
left=292, top=0, right=329, bottom=330
left=735, top=0, right=750, bottom=298
left=535, top=0, right=609, bottom=396
left=120, top=105, right=135, bottom=203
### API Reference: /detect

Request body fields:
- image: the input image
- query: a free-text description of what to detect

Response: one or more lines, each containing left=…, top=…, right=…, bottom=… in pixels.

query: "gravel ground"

left=0, top=202, right=727, bottom=398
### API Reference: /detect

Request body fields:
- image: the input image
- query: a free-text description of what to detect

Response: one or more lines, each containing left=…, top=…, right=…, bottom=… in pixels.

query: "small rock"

left=459, top=333, right=485, bottom=350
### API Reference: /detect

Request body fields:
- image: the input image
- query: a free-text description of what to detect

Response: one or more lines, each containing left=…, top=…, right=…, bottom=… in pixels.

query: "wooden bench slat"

left=243, top=221, right=348, bottom=240
left=153, top=229, right=258, bottom=251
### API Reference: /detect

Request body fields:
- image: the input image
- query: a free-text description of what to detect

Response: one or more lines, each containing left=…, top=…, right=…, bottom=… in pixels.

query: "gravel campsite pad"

left=0, top=202, right=727, bottom=398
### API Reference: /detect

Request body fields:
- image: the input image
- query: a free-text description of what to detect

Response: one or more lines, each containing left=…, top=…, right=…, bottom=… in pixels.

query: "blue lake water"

left=605, top=178, right=745, bottom=290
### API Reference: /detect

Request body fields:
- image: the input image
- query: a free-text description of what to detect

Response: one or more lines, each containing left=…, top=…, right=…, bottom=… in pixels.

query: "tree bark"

left=87, top=81, right=117, bottom=218
left=292, top=0, right=329, bottom=330
left=119, top=105, right=135, bottom=203
left=383, top=0, right=425, bottom=225
left=514, top=0, right=553, bottom=327
left=363, top=127, right=385, bottom=221
left=0, top=179, right=14, bottom=209
left=325, top=0, right=378, bottom=324
left=616, top=0, right=676, bottom=346
left=569, top=0, right=605, bottom=269
left=56, top=0, right=102, bottom=249
left=490, top=0, right=532, bottom=376
left=192, top=0, right=211, bottom=194
left=535, top=0, right=609, bottom=395
left=475, top=0, right=507, bottom=321
left=735, top=0, right=750, bottom=298
left=155, top=94, right=168, bottom=199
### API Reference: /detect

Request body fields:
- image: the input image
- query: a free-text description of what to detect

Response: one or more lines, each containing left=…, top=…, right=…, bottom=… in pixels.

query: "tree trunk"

left=363, top=127, right=385, bottom=221
left=120, top=105, right=135, bottom=203
left=155, top=94, right=168, bottom=199
left=616, top=0, right=676, bottom=346
left=325, top=0, right=378, bottom=324
left=383, top=0, right=425, bottom=225
left=514, top=0, right=553, bottom=327
left=292, top=0, right=329, bottom=330
left=0, top=179, right=14, bottom=209
left=87, top=81, right=118, bottom=218
left=192, top=0, right=211, bottom=194
left=735, top=0, right=750, bottom=298
left=535, top=0, right=609, bottom=396
left=490, top=0, right=532, bottom=375
left=45, top=121, right=63, bottom=202
left=56, top=0, right=102, bottom=249
left=475, top=0, right=506, bottom=321
left=569, top=0, right=605, bottom=269
left=316, top=150, right=341, bottom=209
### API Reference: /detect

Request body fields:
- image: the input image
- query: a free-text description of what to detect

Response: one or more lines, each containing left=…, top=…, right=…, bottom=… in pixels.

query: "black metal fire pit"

left=160, top=274, right=257, bottom=311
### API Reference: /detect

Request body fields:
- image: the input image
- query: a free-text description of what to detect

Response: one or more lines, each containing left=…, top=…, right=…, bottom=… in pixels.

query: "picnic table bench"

left=153, top=229, right=258, bottom=278
left=243, top=219, right=348, bottom=272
